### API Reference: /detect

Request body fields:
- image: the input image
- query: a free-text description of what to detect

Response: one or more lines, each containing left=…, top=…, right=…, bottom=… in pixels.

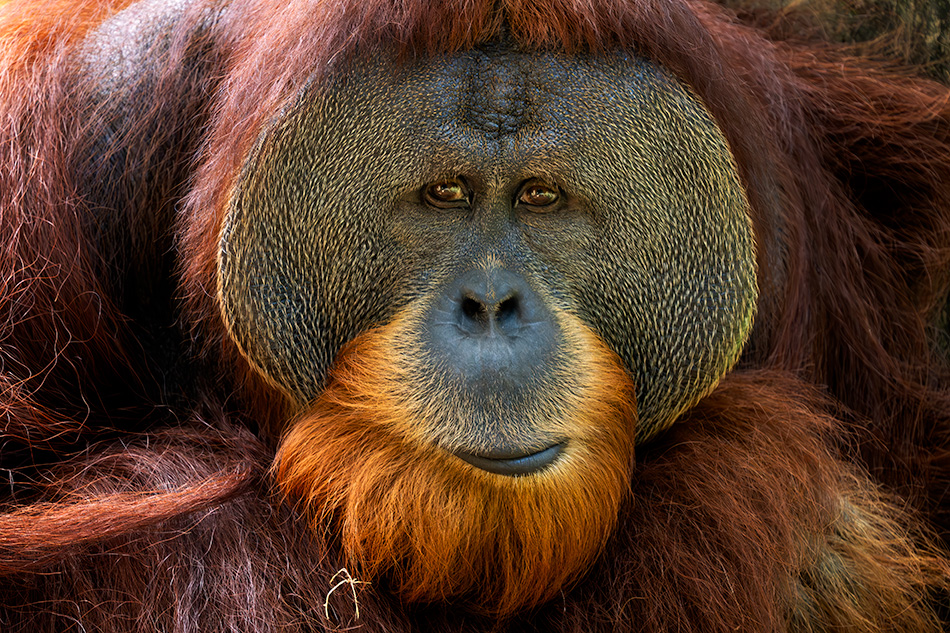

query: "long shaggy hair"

left=1, top=373, right=945, bottom=632
left=273, top=313, right=637, bottom=616
left=176, top=0, right=950, bottom=518
left=0, top=0, right=949, bottom=631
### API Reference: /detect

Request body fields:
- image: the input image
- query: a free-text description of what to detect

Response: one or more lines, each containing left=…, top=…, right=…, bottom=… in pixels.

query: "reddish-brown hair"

left=1, top=373, right=946, bottom=631
left=0, top=0, right=948, bottom=630
left=179, top=0, right=950, bottom=494
left=273, top=314, right=637, bottom=616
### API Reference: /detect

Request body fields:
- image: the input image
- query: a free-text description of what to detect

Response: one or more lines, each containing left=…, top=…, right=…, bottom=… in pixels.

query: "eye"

left=517, top=181, right=560, bottom=209
left=424, top=179, right=470, bottom=209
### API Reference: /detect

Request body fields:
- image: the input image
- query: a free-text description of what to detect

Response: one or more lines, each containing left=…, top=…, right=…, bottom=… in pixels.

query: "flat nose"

left=454, top=268, right=525, bottom=337
left=425, top=267, right=559, bottom=384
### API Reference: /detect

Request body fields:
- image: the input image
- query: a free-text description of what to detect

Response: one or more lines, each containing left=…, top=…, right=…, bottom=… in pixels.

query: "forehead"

left=286, top=48, right=726, bottom=188
left=404, top=48, right=692, bottom=134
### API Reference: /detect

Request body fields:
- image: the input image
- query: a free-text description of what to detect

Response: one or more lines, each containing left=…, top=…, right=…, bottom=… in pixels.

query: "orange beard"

left=271, top=314, right=637, bottom=617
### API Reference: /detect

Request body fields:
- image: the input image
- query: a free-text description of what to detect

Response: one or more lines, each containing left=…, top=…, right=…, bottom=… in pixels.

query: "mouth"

left=454, top=443, right=565, bottom=476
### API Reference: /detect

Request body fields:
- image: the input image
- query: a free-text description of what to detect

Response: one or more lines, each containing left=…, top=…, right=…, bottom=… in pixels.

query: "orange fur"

left=0, top=0, right=948, bottom=630
left=0, top=0, right=135, bottom=69
left=272, top=312, right=637, bottom=616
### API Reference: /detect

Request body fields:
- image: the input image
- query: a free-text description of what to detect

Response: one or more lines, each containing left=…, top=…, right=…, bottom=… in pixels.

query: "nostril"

left=497, top=295, right=519, bottom=327
left=461, top=296, right=486, bottom=323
